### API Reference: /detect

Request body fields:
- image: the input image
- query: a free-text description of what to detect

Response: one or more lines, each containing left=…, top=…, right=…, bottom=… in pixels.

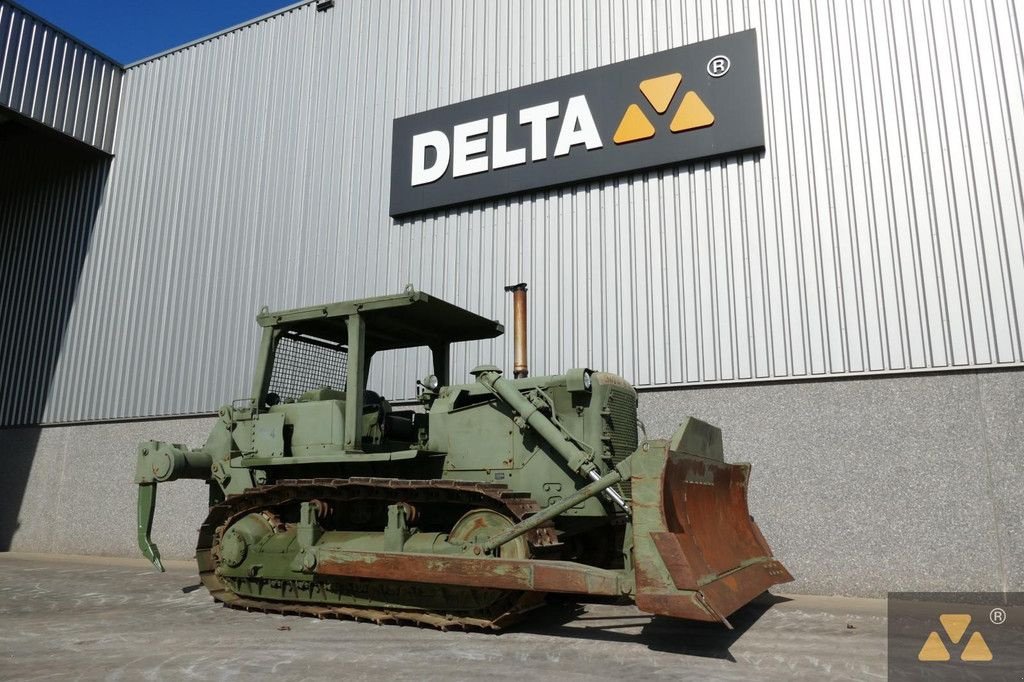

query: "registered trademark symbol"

left=990, top=607, right=1006, bottom=625
left=707, top=55, right=731, bottom=78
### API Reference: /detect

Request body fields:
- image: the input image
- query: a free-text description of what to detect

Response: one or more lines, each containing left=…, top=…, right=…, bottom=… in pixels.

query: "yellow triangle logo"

left=939, top=614, right=970, bottom=644
left=613, top=104, right=656, bottom=144
left=670, top=91, right=715, bottom=132
left=960, top=632, right=993, bottom=661
left=918, top=631, right=950, bottom=661
left=638, top=73, right=681, bottom=114
left=919, top=614, right=994, bottom=663
left=612, top=72, right=715, bottom=144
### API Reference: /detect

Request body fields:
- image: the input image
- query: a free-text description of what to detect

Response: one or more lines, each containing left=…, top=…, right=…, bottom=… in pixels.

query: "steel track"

left=196, top=477, right=561, bottom=630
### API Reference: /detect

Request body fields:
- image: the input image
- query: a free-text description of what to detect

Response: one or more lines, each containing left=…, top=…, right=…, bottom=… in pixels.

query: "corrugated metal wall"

left=0, top=124, right=111, bottom=426
left=4, top=0, right=1023, bottom=425
left=0, top=0, right=122, bottom=153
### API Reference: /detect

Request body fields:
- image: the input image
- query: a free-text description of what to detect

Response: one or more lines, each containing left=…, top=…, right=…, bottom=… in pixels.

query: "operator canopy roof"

left=257, top=289, right=504, bottom=351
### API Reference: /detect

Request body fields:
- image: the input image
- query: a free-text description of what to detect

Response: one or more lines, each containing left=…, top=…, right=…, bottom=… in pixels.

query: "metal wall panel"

left=0, top=0, right=122, bottom=153
left=5, top=0, right=1023, bottom=425
left=0, top=125, right=111, bottom=426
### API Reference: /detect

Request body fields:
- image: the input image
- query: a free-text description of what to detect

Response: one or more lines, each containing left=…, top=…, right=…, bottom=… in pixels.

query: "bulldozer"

left=135, top=285, right=791, bottom=629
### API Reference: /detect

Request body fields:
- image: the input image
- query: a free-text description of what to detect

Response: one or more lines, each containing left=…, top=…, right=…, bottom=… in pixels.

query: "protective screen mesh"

left=267, top=334, right=347, bottom=402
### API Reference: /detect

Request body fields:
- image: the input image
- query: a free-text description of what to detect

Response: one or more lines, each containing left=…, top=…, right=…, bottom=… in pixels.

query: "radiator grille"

left=604, top=385, right=638, bottom=499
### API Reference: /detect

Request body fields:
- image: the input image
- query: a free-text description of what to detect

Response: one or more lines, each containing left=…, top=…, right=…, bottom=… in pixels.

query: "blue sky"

left=18, top=0, right=298, bottom=64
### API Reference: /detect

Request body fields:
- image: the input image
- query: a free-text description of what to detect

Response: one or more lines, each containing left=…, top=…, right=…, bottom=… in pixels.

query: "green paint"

left=133, top=288, right=790, bottom=626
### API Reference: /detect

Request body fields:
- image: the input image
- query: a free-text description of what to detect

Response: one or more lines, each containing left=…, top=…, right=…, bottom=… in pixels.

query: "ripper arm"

left=135, top=441, right=213, bottom=571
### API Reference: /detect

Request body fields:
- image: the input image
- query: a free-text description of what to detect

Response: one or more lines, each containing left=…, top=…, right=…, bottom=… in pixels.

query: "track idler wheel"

left=219, top=513, right=275, bottom=568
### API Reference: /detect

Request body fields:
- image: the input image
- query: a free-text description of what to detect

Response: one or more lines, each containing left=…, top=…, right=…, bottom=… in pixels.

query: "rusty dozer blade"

left=630, top=420, right=793, bottom=627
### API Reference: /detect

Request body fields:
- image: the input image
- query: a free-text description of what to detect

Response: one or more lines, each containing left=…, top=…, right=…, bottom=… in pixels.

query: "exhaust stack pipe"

left=504, top=283, right=528, bottom=378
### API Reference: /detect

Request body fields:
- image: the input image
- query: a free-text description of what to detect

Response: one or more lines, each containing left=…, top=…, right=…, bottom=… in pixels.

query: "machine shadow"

left=0, top=117, right=111, bottom=551
left=514, top=592, right=790, bottom=661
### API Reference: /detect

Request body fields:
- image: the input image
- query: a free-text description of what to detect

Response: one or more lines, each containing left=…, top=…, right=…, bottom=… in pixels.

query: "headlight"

left=566, top=367, right=593, bottom=392
left=424, top=374, right=440, bottom=391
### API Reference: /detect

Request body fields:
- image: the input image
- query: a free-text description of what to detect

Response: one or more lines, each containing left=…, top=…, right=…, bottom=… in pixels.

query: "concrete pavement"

left=0, top=553, right=887, bottom=680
